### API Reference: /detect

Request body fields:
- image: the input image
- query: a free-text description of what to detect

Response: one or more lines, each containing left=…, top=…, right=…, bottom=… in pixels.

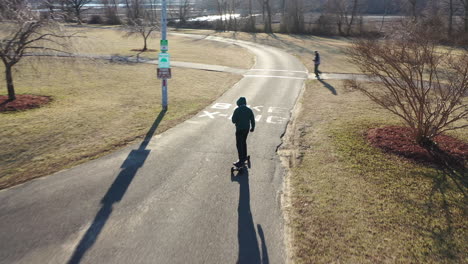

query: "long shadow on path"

left=231, top=170, right=269, bottom=264
left=67, top=109, right=166, bottom=264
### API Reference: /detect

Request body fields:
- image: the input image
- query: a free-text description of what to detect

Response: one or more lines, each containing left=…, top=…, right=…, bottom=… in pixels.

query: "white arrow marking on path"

left=252, top=106, right=263, bottom=112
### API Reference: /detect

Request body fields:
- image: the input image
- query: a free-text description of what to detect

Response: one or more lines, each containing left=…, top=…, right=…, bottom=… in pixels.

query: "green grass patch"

left=289, top=79, right=467, bottom=263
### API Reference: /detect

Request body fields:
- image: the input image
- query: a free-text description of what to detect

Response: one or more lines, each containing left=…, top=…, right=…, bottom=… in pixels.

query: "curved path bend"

left=0, top=34, right=307, bottom=264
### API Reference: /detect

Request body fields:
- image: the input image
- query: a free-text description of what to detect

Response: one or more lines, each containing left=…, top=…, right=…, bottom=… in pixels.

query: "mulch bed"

left=0, top=95, right=52, bottom=112
left=367, top=126, right=468, bottom=166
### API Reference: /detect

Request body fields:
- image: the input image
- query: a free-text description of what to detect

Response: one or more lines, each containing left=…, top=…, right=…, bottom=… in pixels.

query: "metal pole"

left=161, top=0, right=168, bottom=110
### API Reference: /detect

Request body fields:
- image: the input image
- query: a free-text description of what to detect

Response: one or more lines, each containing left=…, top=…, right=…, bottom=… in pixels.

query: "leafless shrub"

left=124, top=18, right=159, bottom=52
left=345, top=25, right=468, bottom=147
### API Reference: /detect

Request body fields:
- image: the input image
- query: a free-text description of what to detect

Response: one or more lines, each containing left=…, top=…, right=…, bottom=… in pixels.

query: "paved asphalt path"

left=0, top=34, right=307, bottom=264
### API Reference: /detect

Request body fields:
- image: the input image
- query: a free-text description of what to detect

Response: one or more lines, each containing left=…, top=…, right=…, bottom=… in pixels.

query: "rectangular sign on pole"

left=160, top=40, right=168, bottom=52
left=157, top=68, right=172, bottom=79
left=158, top=53, right=170, bottom=68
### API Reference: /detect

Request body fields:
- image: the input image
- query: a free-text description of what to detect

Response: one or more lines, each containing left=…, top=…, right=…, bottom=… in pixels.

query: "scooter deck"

left=231, top=156, right=251, bottom=173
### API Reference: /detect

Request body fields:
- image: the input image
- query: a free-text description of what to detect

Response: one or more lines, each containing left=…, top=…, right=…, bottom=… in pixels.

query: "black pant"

left=236, top=129, right=249, bottom=162
left=314, top=64, right=321, bottom=76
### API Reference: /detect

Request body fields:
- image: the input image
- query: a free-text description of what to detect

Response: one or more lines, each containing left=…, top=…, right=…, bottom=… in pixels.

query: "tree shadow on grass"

left=412, top=166, right=466, bottom=261
left=318, top=78, right=337, bottom=95
left=67, top=109, right=166, bottom=264
left=428, top=146, right=467, bottom=195
left=398, top=148, right=466, bottom=262
left=231, top=170, right=269, bottom=264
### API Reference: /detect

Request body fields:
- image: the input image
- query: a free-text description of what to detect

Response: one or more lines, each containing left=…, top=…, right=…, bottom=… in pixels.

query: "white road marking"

left=211, top=103, right=232, bottom=109
left=266, top=116, right=288, bottom=124
left=243, top=74, right=307, bottom=80
left=268, top=106, right=288, bottom=114
left=199, top=111, right=219, bottom=119
left=199, top=103, right=290, bottom=125
left=252, top=106, right=263, bottom=112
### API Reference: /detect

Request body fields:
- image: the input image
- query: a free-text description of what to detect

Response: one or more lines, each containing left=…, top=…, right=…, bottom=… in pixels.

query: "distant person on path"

left=313, top=51, right=322, bottom=78
left=232, top=97, right=255, bottom=167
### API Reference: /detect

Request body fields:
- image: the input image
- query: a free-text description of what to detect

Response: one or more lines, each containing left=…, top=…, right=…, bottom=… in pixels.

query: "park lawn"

left=176, top=29, right=360, bottom=74
left=285, top=79, right=467, bottom=263
left=0, top=58, right=242, bottom=189
left=67, top=26, right=254, bottom=69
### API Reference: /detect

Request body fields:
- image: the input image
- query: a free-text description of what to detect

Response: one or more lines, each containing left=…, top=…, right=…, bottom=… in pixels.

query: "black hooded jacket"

left=231, top=97, right=255, bottom=131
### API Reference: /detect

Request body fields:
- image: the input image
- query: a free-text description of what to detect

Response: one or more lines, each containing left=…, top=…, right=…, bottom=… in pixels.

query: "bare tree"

left=408, top=0, right=418, bottom=21
left=256, top=0, right=272, bottom=33
left=178, top=0, right=192, bottom=24
left=226, top=0, right=240, bottom=30
left=346, top=25, right=468, bottom=146
left=325, top=0, right=362, bottom=36
left=125, top=17, right=159, bottom=52
left=448, top=0, right=454, bottom=36
left=263, top=0, right=272, bottom=33
left=216, top=0, right=228, bottom=30
left=102, top=0, right=121, bottom=25
left=0, top=0, right=74, bottom=101
left=245, top=0, right=256, bottom=32
left=63, top=0, right=92, bottom=24
left=40, top=0, right=63, bottom=20
left=282, top=0, right=305, bottom=33
left=346, top=0, right=359, bottom=35
left=460, top=0, right=468, bottom=32
left=378, top=0, right=389, bottom=32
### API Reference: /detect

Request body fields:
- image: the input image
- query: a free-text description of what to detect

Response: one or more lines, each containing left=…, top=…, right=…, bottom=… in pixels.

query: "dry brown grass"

left=175, top=29, right=360, bottom=74
left=0, top=58, right=242, bottom=188
left=69, top=26, right=254, bottom=69
left=288, top=79, right=467, bottom=263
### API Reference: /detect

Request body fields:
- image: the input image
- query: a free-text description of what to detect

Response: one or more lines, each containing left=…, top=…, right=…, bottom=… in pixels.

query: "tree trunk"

left=465, top=0, right=468, bottom=33
left=346, top=0, right=359, bottom=36
left=76, top=8, right=82, bottom=25
left=5, top=65, right=16, bottom=101
left=143, top=35, right=148, bottom=51
left=337, top=16, right=344, bottom=36
left=379, top=0, right=388, bottom=32
left=280, top=0, right=286, bottom=32
left=449, top=0, right=453, bottom=36
left=248, top=0, right=255, bottom=31
left=411, top=0, right=417, bottom=22
left=264, top=0, right=272, bottom=33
